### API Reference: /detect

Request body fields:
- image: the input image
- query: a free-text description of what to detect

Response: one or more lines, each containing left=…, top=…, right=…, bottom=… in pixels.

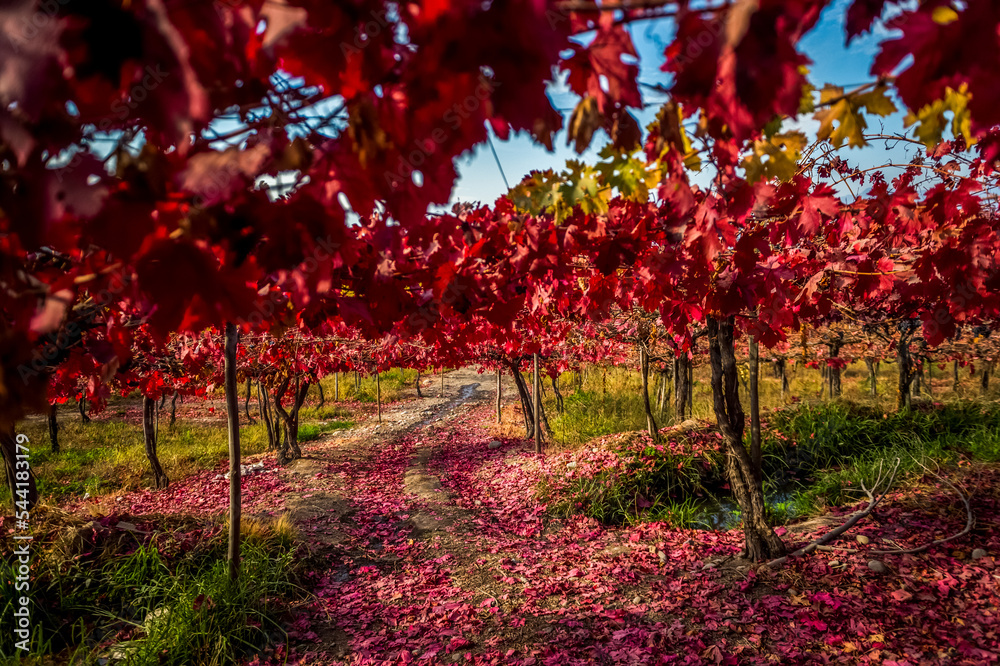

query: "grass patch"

left=1, top=513, right=304, bottom=664
left=298, top=402, right=353, bottom=422
left=534, top=358, right=994, bottom=446
left=763, top=401, right=1000, bottom=516
left=298, top=419, right=353, bottom=442
left=549, top=387, right=651, bottom=446
left=537, top=431, right=723, bottom=528
left=3, top=391, right=361, bottom=507
left=1, top=419, right=274, bottom=506
left=315, top=368, right=418, bottom=404
left=537, top=400, right=1000, bottom=531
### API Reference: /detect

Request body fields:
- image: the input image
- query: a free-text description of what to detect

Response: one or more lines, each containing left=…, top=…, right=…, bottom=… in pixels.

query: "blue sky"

left=449, top=0, right=918, bottom=206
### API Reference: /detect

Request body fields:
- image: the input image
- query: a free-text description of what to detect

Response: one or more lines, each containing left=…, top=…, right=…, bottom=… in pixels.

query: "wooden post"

left=496, top=367, right=502, bottom=423
left=244, top=379, right=254, bottom=420
left=78, top=396, right=90, bottom=423
left=533, top=354, right=541, bottom=453
left=897, top=335, right=913, bottom=411
left=926, top=354, right=933, bottom=396
left=48, top=404, right=58, bottom=453
left=441, top=367, right=445, bottom=398
left=865, top=358, right=877, bottom=397
left=224, top=322, right=242, bottom=582
left=749, top=335, right=761, bottom=474
left=639, top=344, right=658, bottom=441
left=687, top=361, right=694, bottom=417
left=376, top=371, right=382, bottom=423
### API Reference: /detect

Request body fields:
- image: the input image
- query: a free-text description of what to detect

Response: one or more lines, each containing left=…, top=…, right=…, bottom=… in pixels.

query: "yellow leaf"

left=932, top=6, right=959, bottom=24
left=567, top=96, right=603, bottom=155
left=509, top=169, right=561, bottom=215
left=798, top=66, right=815, bottom=114
left=903, top=84, right=973, bottom=148
left=647, top=102, right=695, bottom=159
left=815, top=98, right=865, bottom=148
left=742, top=131, right=806, bottom=182
left=855, top=87, right=898, bottom=117
left=814, top=84, right=897, bottom=149
left=818, top=84, right=844, bottom=105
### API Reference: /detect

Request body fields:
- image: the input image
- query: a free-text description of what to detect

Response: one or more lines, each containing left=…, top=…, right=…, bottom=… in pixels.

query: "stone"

left=657, top=550, right=667, bottom=564
left=972, top=548, right=988, bottom=560
left=144, top=607, right=171, bottom=632
left=632, top=595, right=641, bottom=604
left=828, top=560, right=840, bottom=567
left=106, top=643, right=139, bottom=662
left=856, top=534, right=870, bottom=545
left=567, top=461, right=578, bottom=469
left=487, top=440, right=502, bottom=449
left=867, top=559, right=888, bottom=574
left=115, top=521, right=138, bottom=532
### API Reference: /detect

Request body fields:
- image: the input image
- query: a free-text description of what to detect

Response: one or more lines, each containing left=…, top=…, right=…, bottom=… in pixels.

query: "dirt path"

left=273, top=368, right=504, bottom=659
left=266, top=366, right=711, bottom=666
left=266, top=364, right=730, bottom=666
left=280, top=368, right=494, bottom=539
left=264, top=367, right=1000, bottom=666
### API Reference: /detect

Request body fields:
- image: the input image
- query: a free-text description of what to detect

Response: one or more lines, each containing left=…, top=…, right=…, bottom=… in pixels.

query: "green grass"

left=298, top=419, right=353, bottom=441
left=2, top=399, right=357, bottom=508
left=298, top=401, right=353, bottom=421
left=536, top=359, right=998, bottom=446
left=536, top=382, right=1000, bottom=530
left=1, top=419, right=275, bottom=506
left=763, top=401, right=1000, bottom=516
left=1, top=515, right=302, bottom=664
left=314, top=368, right=419, bottom=404
left=537, top=432, right=722, bottom=527
left=549, top=386, right=651, bottom=446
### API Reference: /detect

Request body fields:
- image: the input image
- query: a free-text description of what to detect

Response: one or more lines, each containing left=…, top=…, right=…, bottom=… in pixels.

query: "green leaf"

left=595, top=151, right=657, bottom=203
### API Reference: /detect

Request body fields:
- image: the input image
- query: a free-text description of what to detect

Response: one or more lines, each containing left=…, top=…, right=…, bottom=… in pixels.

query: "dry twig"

left=763, top=458, right=900, bottom=568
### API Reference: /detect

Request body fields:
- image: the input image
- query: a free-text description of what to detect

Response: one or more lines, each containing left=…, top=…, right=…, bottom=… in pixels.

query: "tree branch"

left=763, top=458, right=900, bottom=568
